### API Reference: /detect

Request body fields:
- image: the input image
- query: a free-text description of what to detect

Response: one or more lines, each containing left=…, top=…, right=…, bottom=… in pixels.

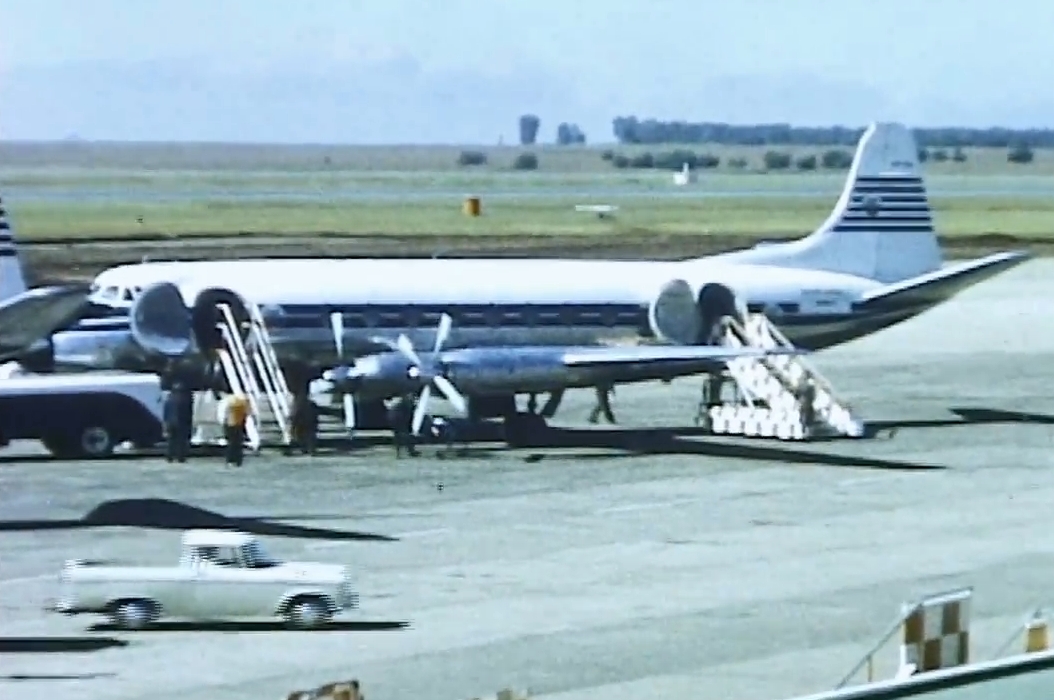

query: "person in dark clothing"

left=388, top=395, right=418, bottom=457
left=587, top=384, right=617, bottom=424
left=288, top=392, right=319, bottom=455
left=163, top=381, right=194, bottom=463
left=799, top=380, right=817, bottom=437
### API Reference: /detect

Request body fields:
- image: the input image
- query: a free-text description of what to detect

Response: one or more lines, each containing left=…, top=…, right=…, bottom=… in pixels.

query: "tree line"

left=459, top=143, right=1036, bottom=171
left=516, top=113, right=1053, bottom=150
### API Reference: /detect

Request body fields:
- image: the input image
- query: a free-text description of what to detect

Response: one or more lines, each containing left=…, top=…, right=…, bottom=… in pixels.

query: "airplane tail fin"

left=714, top=123, right=944, bottom=284
left=0, top=195, right=30, bottom=301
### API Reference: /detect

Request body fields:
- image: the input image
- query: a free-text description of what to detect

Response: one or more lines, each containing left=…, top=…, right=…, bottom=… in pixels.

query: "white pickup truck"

left=53, top=529, right=359, bottom=629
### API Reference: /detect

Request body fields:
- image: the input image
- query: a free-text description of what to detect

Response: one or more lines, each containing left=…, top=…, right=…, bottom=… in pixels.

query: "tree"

left=820, top=149, right=853, bottom=169
left=952, top=147, right=967, bottom=162
left=457, top=150, right=487, bottom=166
left=931, top=149, right=948, bottom=162
left=795, top=154, right=817, bottom=171
left=1008, top=144, right=1034, bottom=164
left=763, top=150, right=792, bottom=170
left=518, top=115, right=540, bottom=146
left=512, top=152, right=538, bottom=170
left=918, top=148, right=929, bottom=163
left=556, top=122, right=586, bottom=145
left=629, top=152, right=654, bottom=169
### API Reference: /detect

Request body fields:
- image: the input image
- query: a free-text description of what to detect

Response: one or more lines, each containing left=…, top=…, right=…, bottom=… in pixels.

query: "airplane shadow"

left=510, top=406, right=1054, bottom=471
left=864, top=407, right=1054, bottom=437
left=0, top=637, right=127, bottom=653
left=518, top=426, right=943, bottom=471
left=0, top=498, right=397, bottom=541
left=88, top=620, right=409, bottom=633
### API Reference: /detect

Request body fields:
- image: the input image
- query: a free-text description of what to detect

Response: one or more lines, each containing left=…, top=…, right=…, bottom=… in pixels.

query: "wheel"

left=283, top=597, right=331, bottom=630
left=79, top=426, right=115, bottom=458
left=43, top=426, right=115, bottom=459
left=110, top=599, right=155, bottom=630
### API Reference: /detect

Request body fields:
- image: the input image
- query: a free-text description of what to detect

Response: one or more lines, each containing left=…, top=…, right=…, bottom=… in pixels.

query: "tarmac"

left=2, top=259, right=1054, bottom=700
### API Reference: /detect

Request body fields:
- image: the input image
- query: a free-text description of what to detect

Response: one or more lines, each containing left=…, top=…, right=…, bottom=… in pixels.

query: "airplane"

left=0, top=195, right=93, bottom=365
left=11, top=122, right=1029, bottom=433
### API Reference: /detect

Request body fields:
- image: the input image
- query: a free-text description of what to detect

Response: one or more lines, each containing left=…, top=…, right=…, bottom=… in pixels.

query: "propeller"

left=394, top=313, right=468, bottom=436
left=329, top=311, right=356, bottom=430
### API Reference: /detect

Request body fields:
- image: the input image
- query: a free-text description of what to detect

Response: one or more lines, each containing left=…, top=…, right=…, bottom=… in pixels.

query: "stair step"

left=706, top=313, right=864, bottom=441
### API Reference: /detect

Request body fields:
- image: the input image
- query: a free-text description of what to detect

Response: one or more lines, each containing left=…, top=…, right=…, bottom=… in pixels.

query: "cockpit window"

left=121, top=288, right=134, bottom=302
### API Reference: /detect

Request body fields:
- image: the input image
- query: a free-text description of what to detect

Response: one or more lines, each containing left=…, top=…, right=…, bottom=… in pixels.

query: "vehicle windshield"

left=241, top=541, right=281, bottom=568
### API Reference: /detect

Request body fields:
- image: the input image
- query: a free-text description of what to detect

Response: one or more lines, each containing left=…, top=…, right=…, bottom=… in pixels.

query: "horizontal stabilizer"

left=561, top=344, right=805, bottom=367
left=0, top=284, right=91, bottom=360
left=858, top=250, right=1030, bottom=312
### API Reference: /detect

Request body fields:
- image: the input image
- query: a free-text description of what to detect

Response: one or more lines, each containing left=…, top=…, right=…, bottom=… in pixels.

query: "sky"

left=1, top=0, right=1052, bottom=143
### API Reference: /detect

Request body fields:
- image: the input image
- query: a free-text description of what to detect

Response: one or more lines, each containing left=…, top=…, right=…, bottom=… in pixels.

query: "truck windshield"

left=242, top=541, right=280, bottom=568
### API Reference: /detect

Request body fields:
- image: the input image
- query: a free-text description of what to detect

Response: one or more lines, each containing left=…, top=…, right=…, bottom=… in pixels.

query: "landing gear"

left=467, top=395, right=551, bottom=446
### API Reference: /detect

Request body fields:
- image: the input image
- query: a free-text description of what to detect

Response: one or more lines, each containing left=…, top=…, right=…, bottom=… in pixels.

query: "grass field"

left=7, top=195, right=1054, bottom=242
left=2, top=141, right=1054, bottom=175
left=3, top=140, right=1054, bottom=281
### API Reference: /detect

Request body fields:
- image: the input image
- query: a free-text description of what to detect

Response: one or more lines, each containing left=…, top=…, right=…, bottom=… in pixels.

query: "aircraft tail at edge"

left=0, top=194, right=29, bottom=302
left=713, top=122, right=947, bottom=284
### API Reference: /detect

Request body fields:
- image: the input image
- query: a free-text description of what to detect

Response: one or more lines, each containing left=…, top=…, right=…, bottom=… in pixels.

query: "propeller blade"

left=412, top=386, right=432, bottom=436
left=433, top=313, right=452, bottom=353
left=396, top=334, right=424, bottom=369
left=432, top=375, right=468, bottom=416
left=329, top=312, right=345, bottom=358
left=342, top=394, right=356, bottom=429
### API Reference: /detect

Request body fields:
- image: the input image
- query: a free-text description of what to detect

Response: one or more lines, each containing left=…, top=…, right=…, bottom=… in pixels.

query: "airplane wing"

left=560, top=344, right=803, bottom=367
left=0, top=284, right=92, bottom=360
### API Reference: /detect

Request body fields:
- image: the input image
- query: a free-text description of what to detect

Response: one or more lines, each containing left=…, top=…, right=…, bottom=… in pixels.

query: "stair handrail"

left=834, top=601, right=921, bottom=689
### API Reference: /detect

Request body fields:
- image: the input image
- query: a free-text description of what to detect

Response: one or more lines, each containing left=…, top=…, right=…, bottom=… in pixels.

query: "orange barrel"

left=463, top=196, right=482, bottom=217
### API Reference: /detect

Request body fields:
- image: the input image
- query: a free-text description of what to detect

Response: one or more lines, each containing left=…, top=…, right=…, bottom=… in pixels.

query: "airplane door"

left=800, top=289, right=852, bottom=315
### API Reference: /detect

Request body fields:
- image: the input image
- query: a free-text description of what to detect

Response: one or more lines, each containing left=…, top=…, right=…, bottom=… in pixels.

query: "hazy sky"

left=1, top=0, right=1051, bottom=143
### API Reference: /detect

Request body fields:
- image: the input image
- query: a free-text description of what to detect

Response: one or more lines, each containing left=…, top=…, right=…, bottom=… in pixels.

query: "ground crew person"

left=587, top=384, right=617, bottom=424
left=163, top=379, right=194, bottom=463
left=217, top=391, right=250, bottom=466
left=288, top=391, right=319, bottom=456
left=388, top=395, right=418, bottom=457
left=798, top=380, right=817, bottom=437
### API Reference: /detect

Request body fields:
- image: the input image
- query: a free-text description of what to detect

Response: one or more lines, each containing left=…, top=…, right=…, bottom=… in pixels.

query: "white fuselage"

left=84, top=257, right=882, bottom=364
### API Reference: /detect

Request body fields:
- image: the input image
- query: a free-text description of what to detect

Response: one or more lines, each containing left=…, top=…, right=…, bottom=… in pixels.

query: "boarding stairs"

left=191, top=303, right=293, bottom=451
left=702, top=313, right=865, bottom=441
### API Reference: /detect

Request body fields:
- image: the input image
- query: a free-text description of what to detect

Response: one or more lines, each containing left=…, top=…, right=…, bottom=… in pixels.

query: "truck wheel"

left=284, top=597, right=331, bottom=629
left=110, top=599, right=155, bottom=630
left=79, top=426, right=115, bottom=458
left=45, top=426, right=116, bottom=459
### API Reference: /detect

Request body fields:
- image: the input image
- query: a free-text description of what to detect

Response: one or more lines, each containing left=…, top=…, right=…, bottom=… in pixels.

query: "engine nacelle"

left=647, top=279, right=748, bottom=346
left=130, top=282, right=251, bottom=360
left=695, top=282, right=747, bottom=345
left=648, top=278, right=701, bottom=345
left=189, top=286, right=252, bottom=354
